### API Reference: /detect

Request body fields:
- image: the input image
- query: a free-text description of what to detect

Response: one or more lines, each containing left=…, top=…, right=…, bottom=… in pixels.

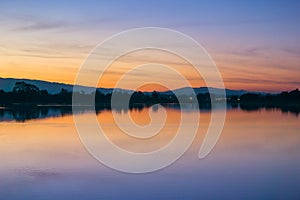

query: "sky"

left=0, top=0, right=299, bottom=92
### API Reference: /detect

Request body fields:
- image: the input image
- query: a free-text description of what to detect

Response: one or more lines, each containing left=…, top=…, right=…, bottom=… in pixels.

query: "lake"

left=0, top=105, right=299, bottom=199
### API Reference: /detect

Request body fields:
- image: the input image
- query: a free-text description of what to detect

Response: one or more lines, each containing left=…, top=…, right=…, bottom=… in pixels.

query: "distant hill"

left=0, top=78, right=74, bottom=94
left=0, top=77, right=264, bottom=96
left=0, top=77, right=114, bottom=94
left=159, top=87, right=253, bottom=96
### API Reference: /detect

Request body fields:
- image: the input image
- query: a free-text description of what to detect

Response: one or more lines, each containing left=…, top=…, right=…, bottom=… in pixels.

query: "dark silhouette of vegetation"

left=237, top=89, right=300, bottom=115
left=0, top=81, right=299, bottom=117
left=238, top=89, right=300, bottom=105
left=0, top=82, right=71, bottom=105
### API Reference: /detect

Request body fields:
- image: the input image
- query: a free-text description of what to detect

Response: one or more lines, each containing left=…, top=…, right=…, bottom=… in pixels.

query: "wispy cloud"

left=224, top=77, right=300, bottom=86
left=13, top=20, right=68, bottom=31
left=164, top=18, right=266, bottom=29
left=281, top=46, right=300, bottom=56
left=16, top=167, right=62, bottom=179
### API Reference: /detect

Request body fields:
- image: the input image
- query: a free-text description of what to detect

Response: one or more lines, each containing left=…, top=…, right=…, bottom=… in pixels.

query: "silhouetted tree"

left=0, top=81, right=299, bottom=117
left=12, top=82, right=41, bottom=103
left=14, top=81, right=38, bottom=92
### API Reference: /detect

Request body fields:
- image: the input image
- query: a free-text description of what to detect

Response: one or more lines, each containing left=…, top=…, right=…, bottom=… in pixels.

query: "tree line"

left=0, top=81, right=209, bottom=105
left=0, top=81, right=299, bottom=108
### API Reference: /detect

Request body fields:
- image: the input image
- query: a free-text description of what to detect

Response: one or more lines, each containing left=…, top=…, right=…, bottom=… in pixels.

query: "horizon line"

left=0, top=76, right=297, bottom=94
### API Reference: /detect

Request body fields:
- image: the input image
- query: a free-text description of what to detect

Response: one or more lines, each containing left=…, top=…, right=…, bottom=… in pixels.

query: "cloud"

left=14, top=20, right=68, bottom=31
left=0, top=12, right=71, bottom=32
left=16, top=167, right=62, bottom=179
left=224, top=77, right=300, bottom=86
left=164, top=18, right=265, bottom=29
left=281, top=47, right=300, bottom=56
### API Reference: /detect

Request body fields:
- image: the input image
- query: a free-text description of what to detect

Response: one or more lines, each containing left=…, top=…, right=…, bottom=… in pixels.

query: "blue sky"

left=0, top=0, right=299, bottom=91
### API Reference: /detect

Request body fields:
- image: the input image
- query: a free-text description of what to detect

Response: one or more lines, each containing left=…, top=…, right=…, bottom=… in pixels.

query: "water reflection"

left=0, top=103, right=298, bottom=122
left=0, top=105, right=299, bottom=199
left=0, top=106, right=73, bottom=122
left=239, top=103, right=300, bottom=116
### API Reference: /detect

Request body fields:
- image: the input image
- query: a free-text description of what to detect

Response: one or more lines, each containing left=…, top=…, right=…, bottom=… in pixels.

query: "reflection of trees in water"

left=239, top=103, right=299, bottom=116
left=1, top=82, right=299, bottom=119
left=0, top=103, right=299, bottom=123
left=237, top=89, right=300, bottom=116
left=0, top=106, right=73, bottom=122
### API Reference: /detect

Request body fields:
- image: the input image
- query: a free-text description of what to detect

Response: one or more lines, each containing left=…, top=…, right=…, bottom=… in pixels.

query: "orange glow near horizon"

left=0, top=0, right=299, bottom=93
left=1, top=47, right=299, bottom=92
left=97, top=49, right=205, bottom=91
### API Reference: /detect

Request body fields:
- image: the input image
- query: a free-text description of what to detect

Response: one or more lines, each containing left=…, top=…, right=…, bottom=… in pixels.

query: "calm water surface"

left=0, top=106, right=299, bottom=199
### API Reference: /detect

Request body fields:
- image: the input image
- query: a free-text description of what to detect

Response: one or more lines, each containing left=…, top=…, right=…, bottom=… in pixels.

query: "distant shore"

left=1, top=81, right=299, bottom=114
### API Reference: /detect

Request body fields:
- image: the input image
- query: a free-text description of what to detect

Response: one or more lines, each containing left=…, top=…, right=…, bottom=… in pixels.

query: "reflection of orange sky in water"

left=98, top=108, right=183, bottom=152
left=0, top=115, right=90, bottom=173
left=0, top=108, right=299, bottom=176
